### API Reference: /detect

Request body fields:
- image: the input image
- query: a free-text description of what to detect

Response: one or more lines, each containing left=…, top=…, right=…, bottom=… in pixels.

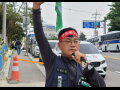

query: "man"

left=15, top=39, right=22, bottom=55
left=33, top=2, right=106, bottom=87
left=11, top=43, right=15, bottom=49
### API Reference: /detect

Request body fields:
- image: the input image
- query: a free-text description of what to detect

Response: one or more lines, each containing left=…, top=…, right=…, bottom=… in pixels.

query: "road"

left=28, top=51, right=120, bottom=87
left=102, top=52, right=120, bottom=73
left=102, top=52, right=120, bottom=87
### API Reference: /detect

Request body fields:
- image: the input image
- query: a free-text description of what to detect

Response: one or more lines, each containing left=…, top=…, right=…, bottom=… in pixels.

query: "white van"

left=52, top=41, right=107, bottom=78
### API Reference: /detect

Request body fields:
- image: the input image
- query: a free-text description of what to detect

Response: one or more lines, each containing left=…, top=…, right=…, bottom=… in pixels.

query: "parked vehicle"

left=27, top=32, right=35, bottom=53
left=32, top=41, right=40, bottom=58
left=87, top=31, right=120, bottom=52
left=39, top=40, right=59, bottom=62
left=52, top=41, right=107, bottom=78
left=29, top=38, right=36, bottom=55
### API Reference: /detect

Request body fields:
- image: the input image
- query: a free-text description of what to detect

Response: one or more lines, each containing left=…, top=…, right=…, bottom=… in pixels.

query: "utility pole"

left=104, top=20, right=106, bottom=34
left=91, top=9, right=101, bottom=37
left=100, top=20, right=107, bottom=35
left=2, top=2, right=6, bottom=44
left=25, top=2, right=28, bottom=56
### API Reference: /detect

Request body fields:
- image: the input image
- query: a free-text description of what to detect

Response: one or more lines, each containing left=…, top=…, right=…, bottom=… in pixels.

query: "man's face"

left=58, top=35, right=79, bottom=59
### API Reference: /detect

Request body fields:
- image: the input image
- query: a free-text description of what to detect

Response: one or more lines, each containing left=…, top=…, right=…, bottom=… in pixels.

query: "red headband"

left=59, top=30, right=78, bottom=42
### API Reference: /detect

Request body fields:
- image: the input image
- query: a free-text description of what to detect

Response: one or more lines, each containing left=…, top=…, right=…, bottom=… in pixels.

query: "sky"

left=19, top=2, right=113, bottom=39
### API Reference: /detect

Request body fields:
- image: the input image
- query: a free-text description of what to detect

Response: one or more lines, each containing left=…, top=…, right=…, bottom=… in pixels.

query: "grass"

left=10, top=48, right=13, bottom=50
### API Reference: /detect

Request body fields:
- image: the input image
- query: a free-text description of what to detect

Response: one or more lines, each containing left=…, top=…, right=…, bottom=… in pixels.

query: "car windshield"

left=79, top=44, right=99, bottom=54
left=49, top=42, right=57, bottom=49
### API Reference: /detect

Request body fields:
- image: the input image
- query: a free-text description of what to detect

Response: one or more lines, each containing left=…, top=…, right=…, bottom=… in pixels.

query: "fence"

left=0, top=43, right=8, bottom=69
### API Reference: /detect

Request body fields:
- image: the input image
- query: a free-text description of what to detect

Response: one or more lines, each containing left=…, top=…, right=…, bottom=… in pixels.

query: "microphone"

left=71, top=52, right=90, bottom=64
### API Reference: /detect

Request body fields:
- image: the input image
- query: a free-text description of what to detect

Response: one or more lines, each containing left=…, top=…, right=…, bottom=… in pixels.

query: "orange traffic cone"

left=10, top=55, right=20, bottom=82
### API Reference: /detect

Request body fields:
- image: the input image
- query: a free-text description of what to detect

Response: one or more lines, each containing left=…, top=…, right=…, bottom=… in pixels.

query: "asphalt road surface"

left=102, top=52, right=120, bottom=87
left=102, top=52, right=120, bottom=73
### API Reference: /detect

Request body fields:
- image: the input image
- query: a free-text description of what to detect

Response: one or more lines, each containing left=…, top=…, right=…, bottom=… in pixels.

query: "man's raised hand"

left=33, top=2, right=44, bottom=9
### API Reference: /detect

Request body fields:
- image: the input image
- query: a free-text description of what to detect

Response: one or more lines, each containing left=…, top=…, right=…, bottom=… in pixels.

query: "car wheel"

left=101, top=75, right=106, bottom=78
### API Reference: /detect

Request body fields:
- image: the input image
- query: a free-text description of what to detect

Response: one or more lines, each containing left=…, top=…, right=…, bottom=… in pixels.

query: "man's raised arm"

left=32, top=2, right=56, bottom=73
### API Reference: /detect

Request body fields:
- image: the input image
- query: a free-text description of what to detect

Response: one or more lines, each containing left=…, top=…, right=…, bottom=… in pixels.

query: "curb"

left=28, top=53, right=46, bottom=77
left=6, top=77, right=19, bottom=84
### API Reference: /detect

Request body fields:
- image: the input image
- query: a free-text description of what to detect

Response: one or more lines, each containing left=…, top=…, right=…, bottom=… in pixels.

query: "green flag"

left=55, top=2, right=63, bottom=32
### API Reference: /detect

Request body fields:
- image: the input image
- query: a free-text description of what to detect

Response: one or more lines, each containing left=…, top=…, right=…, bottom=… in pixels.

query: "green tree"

left=19, top=2, right=33, bottom=25
left=104, top=2, right=120, bottom=32
left=0, top=2, right=33, bottom=44
left=48, top=36, right=58, bottom=40
left=6, top=2, right=25, bottom=44
left=79, top=32, right=86, bottom=41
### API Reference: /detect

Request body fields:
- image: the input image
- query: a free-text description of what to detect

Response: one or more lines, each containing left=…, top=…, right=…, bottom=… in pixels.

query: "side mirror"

left=98, top=50, right=102, bottom=54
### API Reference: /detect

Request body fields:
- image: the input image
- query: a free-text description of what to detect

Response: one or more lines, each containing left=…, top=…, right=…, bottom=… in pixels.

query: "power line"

left=98, top=2, right=109, bottom=14
left=62, top=2, right=96, bottom=11
left=97, top=2, right=106, bottom=12
left=63, top=2, right=107, bottom=15
left=44, top=3, right=95, bottom=14
left=44, top=3, right=106, bottom=15
left=100, top=8, right=110, bottom=15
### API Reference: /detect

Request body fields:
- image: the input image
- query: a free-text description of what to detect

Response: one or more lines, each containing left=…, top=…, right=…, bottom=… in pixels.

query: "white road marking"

left=114, top=71, right=120, bottom=74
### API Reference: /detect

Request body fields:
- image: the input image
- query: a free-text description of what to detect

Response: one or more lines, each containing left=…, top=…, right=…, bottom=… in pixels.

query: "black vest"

left=45, top=56, right=83, bottom=87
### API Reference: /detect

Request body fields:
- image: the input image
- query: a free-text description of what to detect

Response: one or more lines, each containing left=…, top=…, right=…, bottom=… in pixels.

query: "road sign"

left=23, top=16, right=30, bottom=28
left=94, top=22, right=99, bottom=28
left=94, top=30, right=98, bottom=37
left=23, top=16, right=30, bottom=24
left=83, top=20, right=100, bottom=29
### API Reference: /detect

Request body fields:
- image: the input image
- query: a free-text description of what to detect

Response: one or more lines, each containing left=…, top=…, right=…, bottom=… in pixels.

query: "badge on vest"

left=56, top=67, right=67, bottom=74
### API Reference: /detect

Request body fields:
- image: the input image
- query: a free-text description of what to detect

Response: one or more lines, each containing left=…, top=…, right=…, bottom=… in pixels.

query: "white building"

left=24, top=20, right=59, bottom=39
left=44, top=29, right=59, bottom=39
left=42, top=23, right=58, bottom=39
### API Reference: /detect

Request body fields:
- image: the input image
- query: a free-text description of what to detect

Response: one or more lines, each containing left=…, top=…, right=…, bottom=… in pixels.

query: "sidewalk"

left=0, top=49, right=45, bottom=87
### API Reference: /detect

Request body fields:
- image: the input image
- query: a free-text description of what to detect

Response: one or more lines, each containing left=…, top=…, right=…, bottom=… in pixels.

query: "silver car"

left=32, top=41, right=40, bottom=58
left=52, top=41, right=107, bottom=78
left=29, top=38, right=36, bottom=55
left=39, top=40, right=59, bottom=62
